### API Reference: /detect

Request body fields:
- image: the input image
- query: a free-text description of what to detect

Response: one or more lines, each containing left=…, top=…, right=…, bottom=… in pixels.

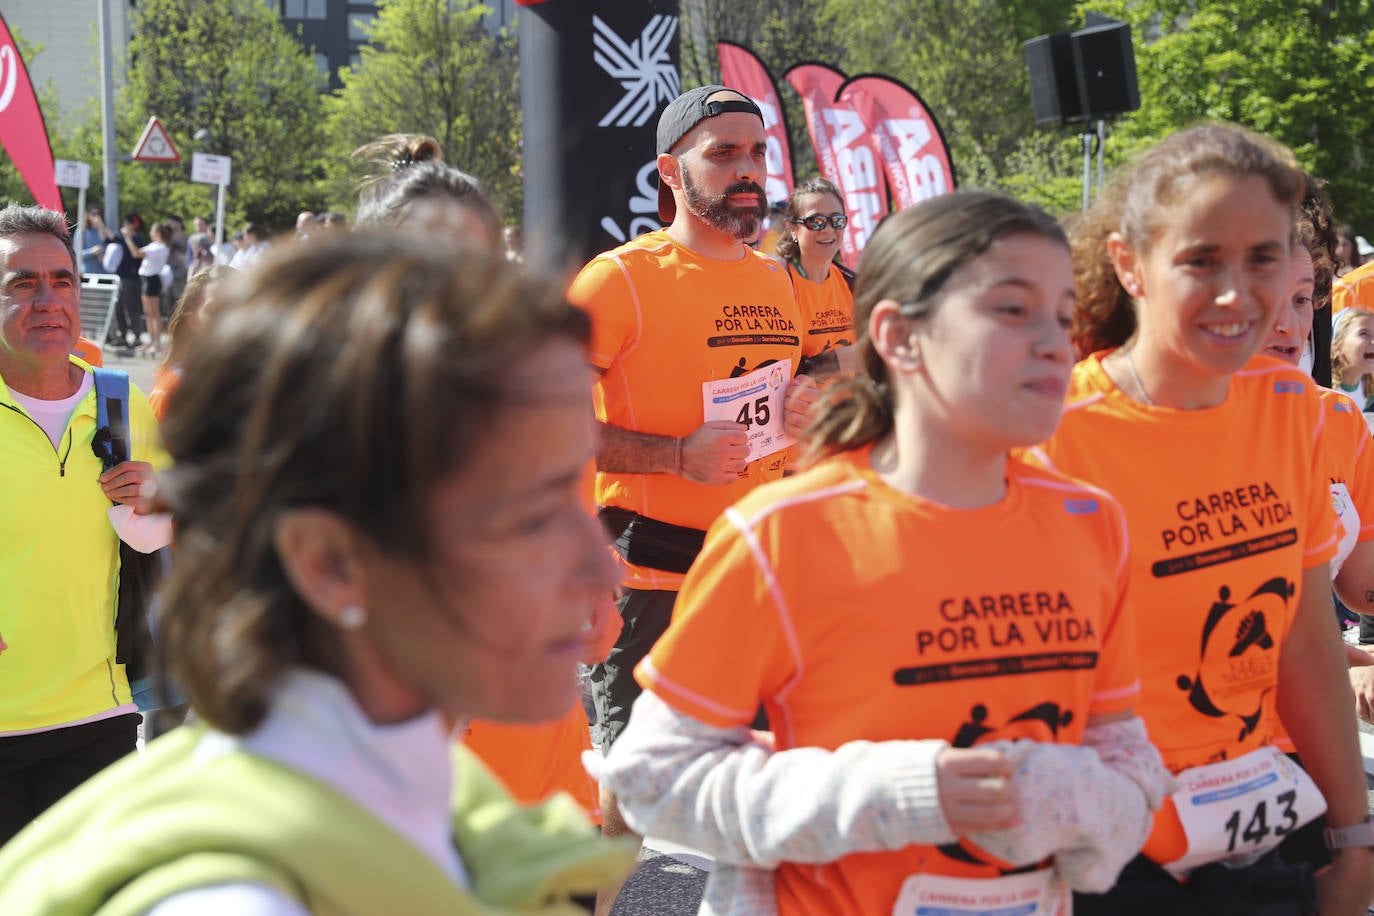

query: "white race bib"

left=891, top=869, right=1061, bottom=916
left=1164, top=745, right=1325, bottom=877
left=701, top=359, right=794, bottom=463
left=1330, top=481, right=1359, bottom=577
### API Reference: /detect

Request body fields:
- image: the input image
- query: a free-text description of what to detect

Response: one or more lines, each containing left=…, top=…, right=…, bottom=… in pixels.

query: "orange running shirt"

left=570, top=229, right=803, bottom=591
left=71, top=337, right=103, bottom=367
left=637, top=447, right=1140, bottom=915
left=1332, top=260, right=1374, bottom=314
left=1032, top=353, right=1338, bottom=862
left=791, top=263, right=856, bottom=359
left=1273, top=386, right=1374, bottom=753
left=147, top=367, right=181, bottom=421
left=461, top=702, right=600, bottom=822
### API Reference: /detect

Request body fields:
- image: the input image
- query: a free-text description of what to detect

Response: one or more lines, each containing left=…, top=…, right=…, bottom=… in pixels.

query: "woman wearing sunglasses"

left=777, top=179, right=858, bottom=378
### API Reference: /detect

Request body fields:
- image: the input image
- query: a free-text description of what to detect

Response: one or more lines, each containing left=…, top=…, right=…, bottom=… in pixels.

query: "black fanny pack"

left=598, top=507, right=707, bottom=575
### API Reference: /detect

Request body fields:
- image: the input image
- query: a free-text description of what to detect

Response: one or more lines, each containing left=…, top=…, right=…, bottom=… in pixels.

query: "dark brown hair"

left=775, top=177, right=846, bottom=265
left=1072, top=123, right=1304, bottom=358
left=804, top=191, right=1066, bottom=464
left=156, top=233, right=589, bottom=734
left=353, top=133, right=502, bottom=249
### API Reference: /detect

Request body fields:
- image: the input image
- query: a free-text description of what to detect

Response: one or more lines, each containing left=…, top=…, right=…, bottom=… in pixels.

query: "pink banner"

left=0, top=14, right=59, bottom=212
left=783, top=62, right=887, bottom=268
left=838, top=74, right=956, bottom=209
left=717, top=41, right=794, bottom=208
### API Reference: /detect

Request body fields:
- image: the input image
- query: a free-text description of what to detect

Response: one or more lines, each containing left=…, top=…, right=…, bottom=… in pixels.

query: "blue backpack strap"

left=90, top=367, right=131, bottom=470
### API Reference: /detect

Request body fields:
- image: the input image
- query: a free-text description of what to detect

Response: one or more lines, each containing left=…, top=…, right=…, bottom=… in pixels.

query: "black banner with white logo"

left=519, top=0, right=680, bottom=270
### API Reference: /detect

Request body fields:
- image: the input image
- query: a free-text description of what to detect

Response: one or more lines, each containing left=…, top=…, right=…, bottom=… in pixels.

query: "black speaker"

left=1024, top=32, right=1080, bottom=125
left=1070, top=20, right=1140, bottom=120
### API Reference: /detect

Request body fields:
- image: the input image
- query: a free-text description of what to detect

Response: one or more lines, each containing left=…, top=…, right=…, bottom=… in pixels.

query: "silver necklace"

left=1125, top=347, right=1155, bottom=406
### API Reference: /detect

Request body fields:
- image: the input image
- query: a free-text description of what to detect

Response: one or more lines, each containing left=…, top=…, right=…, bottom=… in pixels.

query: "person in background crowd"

left=148, top=266, right=234, bottom=420
left=80, top=207, right=113, bottom=278
left=775, top=177, right=858, bottom=378
left=109, top=213, right=145, bottom=350
left=0, top=233, right=636, bottom=914
left=121, top=220, right=172, bottom=357
left=0, top=204, right=169, bottom=848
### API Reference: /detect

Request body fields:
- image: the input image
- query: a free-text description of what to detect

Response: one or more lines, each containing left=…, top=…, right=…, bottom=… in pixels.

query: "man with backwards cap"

left=569, top=85, right=816, bottom=911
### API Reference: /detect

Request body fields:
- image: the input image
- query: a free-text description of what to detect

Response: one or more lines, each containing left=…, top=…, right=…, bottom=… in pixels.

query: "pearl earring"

left=337, top=604, right=367, bottom=630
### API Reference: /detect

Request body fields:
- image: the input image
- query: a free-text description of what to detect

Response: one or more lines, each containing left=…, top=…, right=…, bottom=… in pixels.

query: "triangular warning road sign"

left=131, top=117, right=180, bottom=163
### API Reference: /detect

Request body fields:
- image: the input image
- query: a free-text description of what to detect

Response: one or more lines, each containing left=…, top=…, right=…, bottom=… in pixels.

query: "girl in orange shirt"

left=148, top=266, right=234, bottom=420
left=593, top=191, right=1173, bottom=916
left=1041, top=124, right=1374, bottom=914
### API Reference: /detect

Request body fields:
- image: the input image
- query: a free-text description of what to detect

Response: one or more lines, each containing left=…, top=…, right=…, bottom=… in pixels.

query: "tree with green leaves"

left=324, top=0, right=522, bottom=222
left=118, top=0, right=327, bottom=230
left=1080, top=0, right=1374, bottom=232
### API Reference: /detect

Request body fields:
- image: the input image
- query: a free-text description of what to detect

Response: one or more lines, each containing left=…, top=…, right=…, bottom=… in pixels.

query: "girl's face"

left=355, top=338, right=620, bottom=724
left=1337, top=315, right=1374, bottom=384
left=791, top=192, right=845, bottom=266
left=1260, top=245, right=1315, bottom=366
left=896, top=232, right=1075, bottom=454
left=1113, top=173, right=1292, bottom=387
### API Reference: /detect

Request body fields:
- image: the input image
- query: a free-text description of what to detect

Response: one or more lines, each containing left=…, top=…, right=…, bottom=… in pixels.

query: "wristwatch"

left=1324, top=817, right=1374, bottom=850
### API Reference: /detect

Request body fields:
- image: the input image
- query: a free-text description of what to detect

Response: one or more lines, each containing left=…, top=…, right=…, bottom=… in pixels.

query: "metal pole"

left=75, top=185, right=87, bottom=286
left=1081, top=130, right=1092, bottom=212
left=1096, top=119, right=1106, bottom=195
left=98, top=0, right=119, bottom=224
left=214, top=181, right=226, bottom=252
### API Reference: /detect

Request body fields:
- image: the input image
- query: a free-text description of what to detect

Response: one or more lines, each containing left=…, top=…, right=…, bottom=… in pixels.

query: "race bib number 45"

left=1164, top=745, right=1325, bottom=877
left=702, top=359, right=794, bottom=462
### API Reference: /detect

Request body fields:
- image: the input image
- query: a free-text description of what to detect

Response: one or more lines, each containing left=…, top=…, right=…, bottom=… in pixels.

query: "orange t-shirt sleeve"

left=1087, top=497, right=1141, bottom=717
left=569, top=257, right=636, bottom=372
left=1344, top=415, right=1374, bottom=543
left=1306, top=402, right=1342, bottom=568
left=636, top=513, right=793, bottom=728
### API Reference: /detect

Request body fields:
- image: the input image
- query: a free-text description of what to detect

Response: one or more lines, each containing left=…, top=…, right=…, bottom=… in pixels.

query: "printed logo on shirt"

left=709, top=303, right=800, bottom=349
left=1064, top=498, right=1099, bottom=515
left=937, top=701, right=1077, bottom=869
left=1176, top=577, right=1292, bottom=743
left=893, top=591, right=1100, bottom=686
left=1151, top=482, right=1297, bottom=578
left=1334, top=399, right=1356, bottom=413
left=1273, top=381, right=1305, bottom=395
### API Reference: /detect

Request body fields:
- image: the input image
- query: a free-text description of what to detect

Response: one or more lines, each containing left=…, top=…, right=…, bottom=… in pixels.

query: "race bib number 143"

left=1164, top=745, right=1325, bottom=877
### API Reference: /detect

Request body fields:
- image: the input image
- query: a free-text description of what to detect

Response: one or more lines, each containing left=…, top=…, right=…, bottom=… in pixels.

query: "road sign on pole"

left=131, top=116, right=180, bottom=162
left=191, top=152, right=231, bottom=251
left=54, top=159, right=90, bottom=189
left=190, top=152, right=231, bottom=186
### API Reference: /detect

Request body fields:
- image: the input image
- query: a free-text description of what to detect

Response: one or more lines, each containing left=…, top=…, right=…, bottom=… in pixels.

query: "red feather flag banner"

left=0, top=13, right=60, bottom=211
left=837, top=74, right=956, bottom=209
left=716, top=41, right=795, bottom=207
left=783, top=62, right=887, bottom=268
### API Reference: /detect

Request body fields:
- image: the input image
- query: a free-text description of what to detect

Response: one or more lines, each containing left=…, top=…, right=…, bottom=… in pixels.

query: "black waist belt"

left=598, top=507, right=707, bottom=575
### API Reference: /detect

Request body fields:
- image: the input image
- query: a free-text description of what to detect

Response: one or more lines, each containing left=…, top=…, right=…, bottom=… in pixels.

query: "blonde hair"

left=1332, top=308, right=1374, bottom=403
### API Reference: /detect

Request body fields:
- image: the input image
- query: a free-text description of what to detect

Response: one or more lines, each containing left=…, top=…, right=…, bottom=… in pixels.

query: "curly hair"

left=1071, top=124, right=1304, bottom=359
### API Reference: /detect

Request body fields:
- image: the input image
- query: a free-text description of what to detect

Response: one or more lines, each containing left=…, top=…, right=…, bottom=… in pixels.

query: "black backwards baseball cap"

left=655, top=85, right=764, bottom=222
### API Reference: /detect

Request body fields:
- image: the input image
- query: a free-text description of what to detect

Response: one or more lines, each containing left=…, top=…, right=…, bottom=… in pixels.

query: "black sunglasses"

left=794, top=213, right=848, bottom=232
